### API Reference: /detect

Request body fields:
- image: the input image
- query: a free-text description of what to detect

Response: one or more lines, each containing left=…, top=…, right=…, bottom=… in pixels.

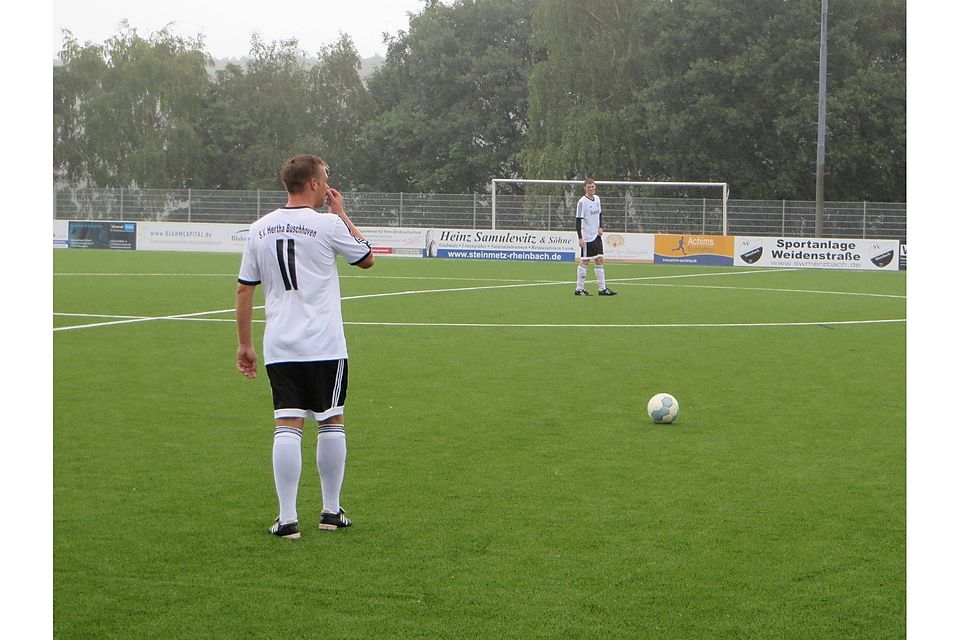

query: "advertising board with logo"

left=421, top=229, right=656, bottom=262
left=136, top=222, right=249, bottom=252
left=653, top=234, right=734, bottom=266
left=424, top=229, right=579, bottom=261
left=361, top=226, right=428, bottom=257
left=68, top=221, right=137, bottom=250
left=600, top=233, right=654, bottom=263
left=734, top=236, right=900, bottom=271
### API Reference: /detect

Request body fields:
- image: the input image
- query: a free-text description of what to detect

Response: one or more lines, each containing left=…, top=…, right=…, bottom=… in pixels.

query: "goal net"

left=490, top=178, right=730, bottom=235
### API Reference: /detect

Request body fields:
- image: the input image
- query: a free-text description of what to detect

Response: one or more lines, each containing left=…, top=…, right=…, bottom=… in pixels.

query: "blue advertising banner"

left=436, top=248, right=574, bottom=261
left=68, top=221, right=137, bottom=250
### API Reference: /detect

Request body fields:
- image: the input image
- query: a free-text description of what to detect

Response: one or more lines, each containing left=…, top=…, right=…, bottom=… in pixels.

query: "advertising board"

left=68, top=221, right=137, bottom=250
left=653, top=234, right=734, bottom=266
left=734, top=236, right=900, bottom=271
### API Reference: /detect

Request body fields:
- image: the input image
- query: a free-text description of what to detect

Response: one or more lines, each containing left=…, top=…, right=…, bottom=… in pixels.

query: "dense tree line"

left=53, top=0, right=905, bottom=201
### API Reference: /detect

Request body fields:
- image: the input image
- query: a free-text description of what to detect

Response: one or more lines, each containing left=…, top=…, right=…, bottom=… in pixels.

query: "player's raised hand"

left=325, top=188, right=346, bottom=215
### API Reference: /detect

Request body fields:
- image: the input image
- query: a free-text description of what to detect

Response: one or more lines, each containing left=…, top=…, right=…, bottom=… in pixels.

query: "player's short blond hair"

left=280, top=155, right=327, bottom=194
left=584, top=178, right=596, bottom=187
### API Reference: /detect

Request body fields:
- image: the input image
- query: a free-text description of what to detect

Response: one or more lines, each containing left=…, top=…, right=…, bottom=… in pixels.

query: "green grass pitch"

left=53, top=250, right=905, bottom=639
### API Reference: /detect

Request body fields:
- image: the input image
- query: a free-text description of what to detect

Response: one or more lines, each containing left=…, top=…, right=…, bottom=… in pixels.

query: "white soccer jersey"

left=576, top=195, right=602, bottom=242
left=238, top=206, right=372, bottom=365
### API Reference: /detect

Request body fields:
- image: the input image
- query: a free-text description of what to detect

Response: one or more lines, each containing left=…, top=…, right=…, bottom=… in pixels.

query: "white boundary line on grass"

left=53, top=272, right=558, bottom=283
left=53, top=313, right=906, bottom=331
left=613, top=282, right=906, bottom=299
left=342, top=318, right=906, bottom=329
left=53, top=268, right=905, bottom=332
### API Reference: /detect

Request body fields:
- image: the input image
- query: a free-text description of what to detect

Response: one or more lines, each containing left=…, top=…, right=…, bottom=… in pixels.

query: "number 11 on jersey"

left=276, top=238, right=298, bottom=291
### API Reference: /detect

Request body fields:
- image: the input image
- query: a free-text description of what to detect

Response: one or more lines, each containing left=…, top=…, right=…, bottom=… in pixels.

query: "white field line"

left=339, top=268, right=799, bottom=301
left=53, top=268, right=904, bottom=332
left=339, top=319, right=906, bottom=329
left=613, top=282, right=906, bottom=299
left=53, top=272, right=556, bottom=283
left=53, top=313, right=906, bottom=330
left=53, top=268, right=794, bottom=283
left=53, top=308, right=241, bottom=332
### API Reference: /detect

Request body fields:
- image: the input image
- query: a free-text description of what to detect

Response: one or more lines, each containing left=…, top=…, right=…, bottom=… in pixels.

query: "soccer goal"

left=490, top=178, right=731, bottom=234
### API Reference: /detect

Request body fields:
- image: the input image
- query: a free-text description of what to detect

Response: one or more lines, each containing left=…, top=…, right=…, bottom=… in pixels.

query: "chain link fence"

left=54, top=187, right=907, bottom=240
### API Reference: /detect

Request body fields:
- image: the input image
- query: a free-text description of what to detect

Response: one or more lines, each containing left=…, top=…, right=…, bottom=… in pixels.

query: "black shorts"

left=581, top=237, right=604, bottom=259
left=265, top=359, right=348, bottom=422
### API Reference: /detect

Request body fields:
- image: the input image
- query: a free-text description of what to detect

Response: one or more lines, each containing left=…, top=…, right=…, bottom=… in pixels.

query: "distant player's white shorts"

left=266, top=359, right=347, bottom=422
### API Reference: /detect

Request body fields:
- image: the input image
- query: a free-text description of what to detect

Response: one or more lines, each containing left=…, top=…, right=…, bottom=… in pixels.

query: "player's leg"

left=265, top=363, right=311, bottom=539
left=311, top=359, right=353, bottom=530
left=271, top=417, right=304, bottom=537
left=593, top=240, right=617, bottom=296
left=316, top=414, right=350, bottom=529
left=576, top=247, right=590, bottom=295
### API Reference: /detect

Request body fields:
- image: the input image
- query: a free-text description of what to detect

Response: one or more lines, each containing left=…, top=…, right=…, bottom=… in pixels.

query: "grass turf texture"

left=54, top=250, right=905, bottom=639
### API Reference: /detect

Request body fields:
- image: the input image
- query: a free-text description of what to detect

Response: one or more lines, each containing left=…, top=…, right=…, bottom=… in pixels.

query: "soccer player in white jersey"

left=235, top=154, right=374, bottom=539
left=574, top=178, right=617, bottom=296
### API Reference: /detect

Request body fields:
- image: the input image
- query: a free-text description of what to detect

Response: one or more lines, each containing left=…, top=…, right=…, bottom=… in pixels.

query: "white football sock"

left=576, top=265, right=587, bottom=289
left=595, top=266, right=606, bottom=289
left=272, top=427, right=302, bottom=523
left=317, top=425, right=347, bottom=513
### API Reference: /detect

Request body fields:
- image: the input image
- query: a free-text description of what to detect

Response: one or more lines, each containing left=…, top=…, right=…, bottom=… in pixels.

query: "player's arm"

left=326, top=188, right=365, bottom=241
left=327, top=200, right=375, bottom=270
left=236, top=282, right=258, bottom=379
left=575, top=201, right=585, bottom=246
left=354, top=252, right=374, bottom=269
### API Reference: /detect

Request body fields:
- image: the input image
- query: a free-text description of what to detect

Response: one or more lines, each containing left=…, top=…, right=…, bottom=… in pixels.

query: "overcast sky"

left=53, top=0, right=430, bottom=60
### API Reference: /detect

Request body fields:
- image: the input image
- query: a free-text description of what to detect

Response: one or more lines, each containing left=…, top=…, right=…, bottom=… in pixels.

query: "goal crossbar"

left=490, top=178, right=730, bottom=234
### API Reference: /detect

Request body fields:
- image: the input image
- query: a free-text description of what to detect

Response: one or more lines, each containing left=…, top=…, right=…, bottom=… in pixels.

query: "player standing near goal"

left=235, top=154, right=374, bottom=539
left=574, top=178, right=617, bottom=296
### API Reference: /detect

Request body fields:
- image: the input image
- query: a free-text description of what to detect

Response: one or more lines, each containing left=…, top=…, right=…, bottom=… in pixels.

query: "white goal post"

left=490, top=178, right=730, bottom=234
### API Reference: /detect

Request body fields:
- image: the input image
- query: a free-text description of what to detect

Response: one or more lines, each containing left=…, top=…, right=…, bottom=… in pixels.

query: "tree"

left=201, top=33, right=375, bottom=190
left=306, top=34, right=377, bottom=189
left=54, top=22, right=210, bottom=188
left=358, top=0, right=537, bottom=192
left=521, top=0, right=906, bottom=201
left=202, top=36, right=316, bottom=190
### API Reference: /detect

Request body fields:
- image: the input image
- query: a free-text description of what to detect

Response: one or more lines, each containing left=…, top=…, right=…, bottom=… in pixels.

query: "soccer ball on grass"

left=647, top=393, right=679, bottom=424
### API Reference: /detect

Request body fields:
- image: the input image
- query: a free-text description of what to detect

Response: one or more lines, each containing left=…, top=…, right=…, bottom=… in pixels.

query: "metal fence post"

left=473, top=193, right=477, bottom=229
left=782, top=200, right=786, bottom=236
left=863, top=201, right=867, bottom=238
left=188, top=188, right=192, bottom=223
left=702, top=198, right=706, bottom=234
left=257, top=189, right=261, bottom=218
left=399, top=192, right=404, bottom=227
left=120, top=188, right=124, bottom=221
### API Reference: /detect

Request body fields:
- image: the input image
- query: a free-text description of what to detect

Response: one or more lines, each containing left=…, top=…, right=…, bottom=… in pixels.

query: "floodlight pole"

left=815, top=0, right=829, bottom=237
